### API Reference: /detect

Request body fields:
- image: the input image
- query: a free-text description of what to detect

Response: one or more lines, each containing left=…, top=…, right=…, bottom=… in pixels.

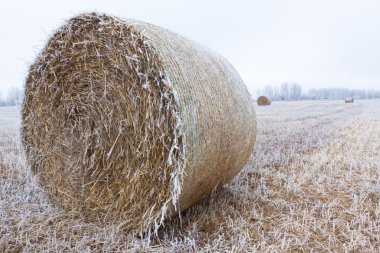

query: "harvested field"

left=1, top=100, right=380, bottom=252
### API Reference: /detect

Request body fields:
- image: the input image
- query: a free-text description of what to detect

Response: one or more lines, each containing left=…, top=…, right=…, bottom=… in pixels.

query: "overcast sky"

left=1, top=0, right=380, bottom=97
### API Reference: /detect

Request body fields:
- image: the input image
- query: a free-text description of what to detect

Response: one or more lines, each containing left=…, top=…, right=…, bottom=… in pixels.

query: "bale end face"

left=257, top=96, right=271, bottom=106
left=22, top=13, right=183, bottom=233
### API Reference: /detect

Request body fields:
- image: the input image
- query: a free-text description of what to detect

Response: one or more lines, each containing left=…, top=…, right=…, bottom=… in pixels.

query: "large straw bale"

left=345, top=97, right=354, bottom=103
left=21, top=13, right=256, bottom=233
left=257, top=96, right=271, bottom=106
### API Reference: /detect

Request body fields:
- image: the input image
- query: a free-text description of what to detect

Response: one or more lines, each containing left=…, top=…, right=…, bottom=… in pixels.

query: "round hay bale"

left=345, top=97, right=354, bottom=103
left=21, top=13, right=256, bottom=233
left=257, top=96, right=271, bottom=106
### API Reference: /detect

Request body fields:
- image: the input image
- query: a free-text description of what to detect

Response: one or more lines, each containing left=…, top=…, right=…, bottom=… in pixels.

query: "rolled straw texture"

left=22, top=13, right=256, bottom=233
left=257, top=96, right=271, bottom=106
left=345, top=97, right=354, bottom=103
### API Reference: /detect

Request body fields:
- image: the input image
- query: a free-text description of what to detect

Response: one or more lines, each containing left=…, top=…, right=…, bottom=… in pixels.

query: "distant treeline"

left=1, top=84, right=379, bottom=106
left=0, top=87, right=24, bottom=106
left=257, top=83, right=380, bottom=101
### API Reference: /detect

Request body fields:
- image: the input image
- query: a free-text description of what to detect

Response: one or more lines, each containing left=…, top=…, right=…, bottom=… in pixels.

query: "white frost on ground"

left=1, top=100, right=380, bottom=252
left=0, top=106, right=21, bottom=131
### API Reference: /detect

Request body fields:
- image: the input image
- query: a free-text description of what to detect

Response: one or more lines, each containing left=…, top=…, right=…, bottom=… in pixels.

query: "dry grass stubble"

left=1, top=100, right=380, bottom=251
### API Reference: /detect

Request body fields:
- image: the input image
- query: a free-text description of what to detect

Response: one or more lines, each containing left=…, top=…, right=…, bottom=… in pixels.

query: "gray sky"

left=1, top=0, right=380, bottom=97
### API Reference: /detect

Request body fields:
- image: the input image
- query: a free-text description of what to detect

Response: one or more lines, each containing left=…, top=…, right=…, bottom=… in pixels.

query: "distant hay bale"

left=257, top=96, right=271, bottom=106
left=21, top=13, right=256, bottom=233
left=345, top=97, right=354, bottom=103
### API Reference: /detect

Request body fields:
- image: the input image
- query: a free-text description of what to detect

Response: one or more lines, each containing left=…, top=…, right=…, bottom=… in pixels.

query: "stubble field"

left=1, top=100, right=380, bottom=252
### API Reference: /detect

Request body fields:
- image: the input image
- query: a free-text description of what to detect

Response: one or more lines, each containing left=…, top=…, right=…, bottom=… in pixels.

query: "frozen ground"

left=1, top=100, right=380, bottom=252
left=0, top=106, right=20, bottom=131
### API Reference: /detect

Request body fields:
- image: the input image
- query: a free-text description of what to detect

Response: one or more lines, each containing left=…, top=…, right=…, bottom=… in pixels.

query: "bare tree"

left=280, top=83, right=289, bottom=100
left=262, top=85, right=275, bottom=99
left=289, top=83, right=302, bottom=100
left=6, top=87, right=24, bottom=106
